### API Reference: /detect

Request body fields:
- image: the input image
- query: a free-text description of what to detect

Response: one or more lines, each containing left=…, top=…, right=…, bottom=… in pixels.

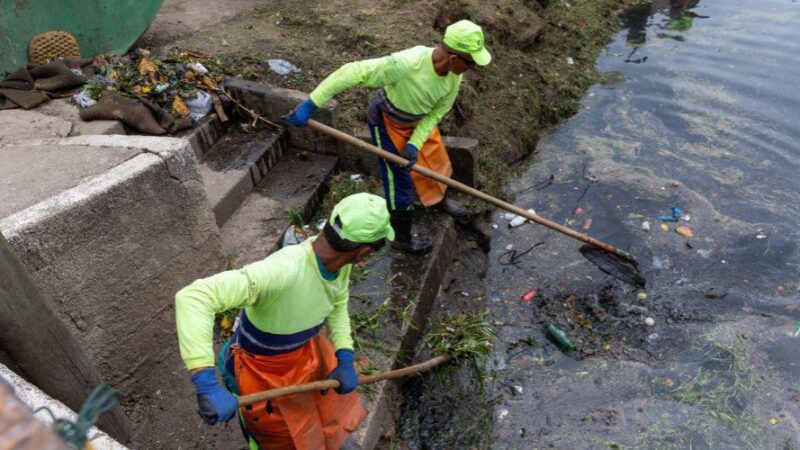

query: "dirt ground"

left=141, top=0, right=629, bottom=197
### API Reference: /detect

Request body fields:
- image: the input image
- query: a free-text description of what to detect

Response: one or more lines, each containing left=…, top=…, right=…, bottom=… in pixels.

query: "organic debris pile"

left=76, top=48, right=232, bottom=135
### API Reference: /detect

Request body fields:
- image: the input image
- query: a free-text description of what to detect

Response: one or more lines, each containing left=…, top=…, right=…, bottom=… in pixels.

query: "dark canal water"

left=394, top=1, right=800, bottom=449
left=484, top=0, right=800, bottom=448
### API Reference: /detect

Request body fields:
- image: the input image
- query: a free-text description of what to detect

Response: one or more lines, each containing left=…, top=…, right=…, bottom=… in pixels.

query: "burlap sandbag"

left=80, top=91, right=167, bottom=135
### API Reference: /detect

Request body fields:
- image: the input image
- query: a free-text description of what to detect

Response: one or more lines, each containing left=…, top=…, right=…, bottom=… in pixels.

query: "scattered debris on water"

left=545, top=323, right=576, bottom=352
left=658, top=207, right=682, bottom=222
left=675, top=225, right=694, bottom=238
left=520, top=289, right=537, bottom=303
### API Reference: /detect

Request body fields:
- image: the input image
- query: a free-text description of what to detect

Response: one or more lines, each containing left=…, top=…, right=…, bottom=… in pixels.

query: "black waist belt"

left=368, top=88, right=425, bottom=125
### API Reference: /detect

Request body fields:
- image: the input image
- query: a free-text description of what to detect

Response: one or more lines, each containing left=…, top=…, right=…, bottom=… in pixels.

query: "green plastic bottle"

left=545, top=324, right=575, bottom=352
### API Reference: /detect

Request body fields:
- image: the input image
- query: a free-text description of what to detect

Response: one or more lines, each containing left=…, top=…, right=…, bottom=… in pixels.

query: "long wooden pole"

left=238, top=354, right=451, bottom=407
left=0, top=233, right=131, bottom=442
left=307, top=120, right=637, bottom=264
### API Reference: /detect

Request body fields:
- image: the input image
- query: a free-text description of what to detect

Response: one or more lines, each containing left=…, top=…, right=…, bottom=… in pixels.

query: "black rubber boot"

left=433, top=189, right=468, bottom=217
left=390, top=210, right=433, bottom=254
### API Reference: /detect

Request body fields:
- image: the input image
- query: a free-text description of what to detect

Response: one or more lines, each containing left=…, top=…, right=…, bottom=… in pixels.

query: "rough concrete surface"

left=226, top=77, right=341, bottom=154
left=35, top=99, right=126, bottom=136
left=221, top=148, right=337, bottom=266
left=1, top=135, right=229, bottom=448
left=0, top=109, right=71, bottom=145
left=199, top=128, right=288, bottom=226
left=0, top=363, right=127, bottom=450
left=0, top=140, right=139, bottom=218
left=177, top=114, right=227, bottom=161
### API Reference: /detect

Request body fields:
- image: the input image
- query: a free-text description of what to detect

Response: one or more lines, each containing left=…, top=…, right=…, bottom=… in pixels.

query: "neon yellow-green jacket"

left=175, top=238, right=353, bottom=370
left=309, top=46, right=462, bottom=149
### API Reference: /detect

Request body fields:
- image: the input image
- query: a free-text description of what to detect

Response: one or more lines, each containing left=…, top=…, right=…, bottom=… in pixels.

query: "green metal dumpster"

left=0, top=0, right=164, bottom=74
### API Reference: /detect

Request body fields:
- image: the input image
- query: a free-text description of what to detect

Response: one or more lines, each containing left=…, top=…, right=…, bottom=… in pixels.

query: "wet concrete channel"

left=389, top=1, right=800, bottom=448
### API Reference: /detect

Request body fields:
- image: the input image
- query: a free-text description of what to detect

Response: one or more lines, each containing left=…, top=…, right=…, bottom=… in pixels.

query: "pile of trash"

left=77, top=48, right=231, bottom=134
left=0, top=48, right=233, bottom=135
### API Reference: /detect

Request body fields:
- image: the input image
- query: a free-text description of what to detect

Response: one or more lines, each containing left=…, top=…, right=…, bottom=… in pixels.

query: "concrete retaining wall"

left=0, top=135, right=225, bottom=445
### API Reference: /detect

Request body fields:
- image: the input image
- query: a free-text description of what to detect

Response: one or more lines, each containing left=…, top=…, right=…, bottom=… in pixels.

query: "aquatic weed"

left=423, top=312, right=496, bottom=361
left=644, top=326, right=764, bottom=449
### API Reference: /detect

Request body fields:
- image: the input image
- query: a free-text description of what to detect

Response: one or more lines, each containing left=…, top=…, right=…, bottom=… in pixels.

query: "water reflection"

left=622, top=0, right=709, bottom=61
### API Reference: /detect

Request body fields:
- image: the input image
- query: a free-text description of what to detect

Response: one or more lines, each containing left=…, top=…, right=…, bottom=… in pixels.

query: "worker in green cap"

left=175, top=192, right=394, bottom=449
left=284, top=20, right=491, bottom=254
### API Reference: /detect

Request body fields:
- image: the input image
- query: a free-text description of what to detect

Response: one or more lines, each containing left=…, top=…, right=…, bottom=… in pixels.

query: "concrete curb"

left=178, top=114, right=228, bottom=161
left=225, top=77, right=341, bottom=154
left=1, top=134, right=227, bottom=448
left=350, top=215, right=457, bottom=449
left=219, top=149, right=338, bottom=267
left=0, top=363, right=127, bottom=450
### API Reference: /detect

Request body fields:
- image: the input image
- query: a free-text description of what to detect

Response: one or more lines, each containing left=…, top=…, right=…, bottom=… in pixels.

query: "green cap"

left=443, top=20, right=491, bottom=66
left=330, top=193, right=395, bottom=243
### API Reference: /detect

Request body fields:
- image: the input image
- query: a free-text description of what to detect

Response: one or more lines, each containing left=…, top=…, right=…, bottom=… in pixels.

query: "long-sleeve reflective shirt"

left=309, top=46, right=462, bottom=149
left=175, top=238, right=353, bottom=370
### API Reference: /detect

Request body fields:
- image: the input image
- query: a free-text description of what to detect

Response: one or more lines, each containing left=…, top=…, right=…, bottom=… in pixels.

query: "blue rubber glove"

left=326, top=349, right=359, bottom=394
left=403, top=143, right=419, bottom=168
left=191, top=368, right=238, bottom=425
left=282, top=98, right=318, bottom=127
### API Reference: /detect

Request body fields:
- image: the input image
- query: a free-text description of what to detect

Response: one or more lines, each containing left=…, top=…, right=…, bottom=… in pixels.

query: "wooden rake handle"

left=307, top=120, right=635, bottom=264
left=237, top=354, right=452, bottom=407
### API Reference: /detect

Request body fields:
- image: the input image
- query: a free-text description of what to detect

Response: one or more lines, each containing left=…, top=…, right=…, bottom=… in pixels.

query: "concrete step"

left=198, top=127, right=289, bottom=227
left=220, top=148, right=338, bottom=267
left=177, top=114, right=228, bottom=161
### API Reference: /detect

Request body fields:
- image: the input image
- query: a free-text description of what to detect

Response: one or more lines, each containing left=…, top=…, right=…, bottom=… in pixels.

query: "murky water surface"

left=398, top=1, right=800, bottom=449
left=481, top=1, right=800, bottom=448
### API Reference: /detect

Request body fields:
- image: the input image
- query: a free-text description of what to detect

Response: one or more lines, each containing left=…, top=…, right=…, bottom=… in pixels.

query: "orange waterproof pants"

left=234, top=335, right=366, bottom=449
left=382, top=113, right=453, bottom=206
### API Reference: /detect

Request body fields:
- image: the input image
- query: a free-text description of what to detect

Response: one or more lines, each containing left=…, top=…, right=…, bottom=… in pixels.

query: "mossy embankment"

left=165, top=0, right=630, bottom=197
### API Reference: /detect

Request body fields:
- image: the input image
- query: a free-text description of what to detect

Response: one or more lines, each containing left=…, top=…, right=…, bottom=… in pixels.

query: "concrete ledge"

left=177, top=114, right=227, bottom=161
left=349, top=214, right=456, bottom=449
left=34, top=99, right=126, bottom=137
left=225, top=77, right=341, bottom=154
left=0, top=363, right=127, bottom=450
left=354, top=127, right=479, bottom=187
left=0, top=109, right=72, bottom=145
left=41, top=134, right=202, bottom=182
left=199, top=129, right=290, bottom=227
